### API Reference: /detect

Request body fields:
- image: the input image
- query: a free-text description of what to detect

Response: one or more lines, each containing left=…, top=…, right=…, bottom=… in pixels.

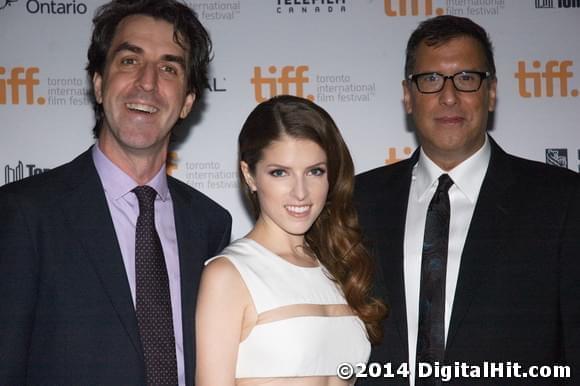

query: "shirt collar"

left=92, top=143, right=170, bottom=202
left=413, top=135, right=491, bottom=203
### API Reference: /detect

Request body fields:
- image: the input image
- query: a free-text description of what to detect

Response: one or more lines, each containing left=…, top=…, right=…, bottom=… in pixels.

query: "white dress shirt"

left=404, top=136, right=491, bottom=385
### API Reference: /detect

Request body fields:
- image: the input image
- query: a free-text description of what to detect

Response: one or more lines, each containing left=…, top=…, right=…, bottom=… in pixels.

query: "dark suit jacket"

left=355, top=138, right=580, bottom=385
left=0, top=148, right=232, bottom=385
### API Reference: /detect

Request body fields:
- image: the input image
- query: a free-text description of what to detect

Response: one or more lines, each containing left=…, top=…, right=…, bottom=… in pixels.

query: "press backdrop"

left=1, top=0, right=579, bottom=237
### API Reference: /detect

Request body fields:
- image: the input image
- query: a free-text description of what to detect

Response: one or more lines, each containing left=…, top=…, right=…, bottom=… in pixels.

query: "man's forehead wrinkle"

left=111, top=42, right=143, bottom=56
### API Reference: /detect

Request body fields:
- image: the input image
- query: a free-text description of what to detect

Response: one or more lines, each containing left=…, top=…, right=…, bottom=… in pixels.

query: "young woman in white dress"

left=195, top=95, right=387, bottom=386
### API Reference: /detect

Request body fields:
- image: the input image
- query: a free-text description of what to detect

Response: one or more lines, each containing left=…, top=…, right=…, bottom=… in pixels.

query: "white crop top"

left=206, top=238, right=371, bottom=379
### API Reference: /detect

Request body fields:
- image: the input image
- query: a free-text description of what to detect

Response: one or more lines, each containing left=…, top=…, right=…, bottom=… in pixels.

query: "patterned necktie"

left=133, top=186, right=178, bottom=385
left=416, top=174, right=454, bottom=385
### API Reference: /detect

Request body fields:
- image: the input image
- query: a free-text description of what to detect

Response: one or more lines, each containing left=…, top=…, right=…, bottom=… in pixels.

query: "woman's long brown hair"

left=238, top=95, right=387, bottom=344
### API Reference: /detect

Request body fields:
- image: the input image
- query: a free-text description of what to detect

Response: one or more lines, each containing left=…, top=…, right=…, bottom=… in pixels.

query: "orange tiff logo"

left=0, top=66, right=45, bottom=105
left=515, top=60, right=577, bottom=98
left=385, top=146, right=413, bottom=165
left=166, top=151, right=178, bottom=176
left=384, top=0, right=445, bottom=16
left=251, top=65, right=313, bottom=103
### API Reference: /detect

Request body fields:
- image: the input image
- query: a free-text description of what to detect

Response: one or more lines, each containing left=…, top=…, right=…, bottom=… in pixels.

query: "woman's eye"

left=269, top=169, right=287, bottom=177
left=308, top=167, right=326, bottom=176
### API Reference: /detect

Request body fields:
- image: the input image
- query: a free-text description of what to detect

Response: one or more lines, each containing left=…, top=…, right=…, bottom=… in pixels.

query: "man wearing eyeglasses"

left=355, top=15, right=580, bottom=386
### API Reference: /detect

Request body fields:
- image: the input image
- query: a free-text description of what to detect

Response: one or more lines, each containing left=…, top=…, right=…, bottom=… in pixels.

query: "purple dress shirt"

left=92, top=144, right=185, bottom=385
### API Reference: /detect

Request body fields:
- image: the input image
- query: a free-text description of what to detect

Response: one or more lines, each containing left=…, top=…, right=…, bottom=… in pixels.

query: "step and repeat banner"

left=1, top=0, right=579, bottom=237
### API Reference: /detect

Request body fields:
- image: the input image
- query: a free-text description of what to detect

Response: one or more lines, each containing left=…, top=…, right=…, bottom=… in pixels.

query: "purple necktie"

left=416, top=174, right=453, bottom=386
left=133, top=185, right=178, bottom=385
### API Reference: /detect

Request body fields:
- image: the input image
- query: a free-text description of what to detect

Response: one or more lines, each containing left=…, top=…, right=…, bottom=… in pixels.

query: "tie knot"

left=436, top=174, right=454, bottom=194
left=132, top=185, right=158, bottom=210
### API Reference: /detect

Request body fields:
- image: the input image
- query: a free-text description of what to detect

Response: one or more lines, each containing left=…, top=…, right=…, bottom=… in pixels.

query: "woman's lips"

left=285, top=205, right=312, bottom=218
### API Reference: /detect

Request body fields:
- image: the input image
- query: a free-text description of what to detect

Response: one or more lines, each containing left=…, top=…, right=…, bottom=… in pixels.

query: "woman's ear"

left=240, top=161, right=257, bottom=192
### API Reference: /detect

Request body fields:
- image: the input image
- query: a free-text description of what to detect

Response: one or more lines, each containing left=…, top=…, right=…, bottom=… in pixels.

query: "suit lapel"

left=59, top=149, right=143, bottom=358
left=169, top=180, right=204, bottom=386
left=446, top=140, right=515, bottom=349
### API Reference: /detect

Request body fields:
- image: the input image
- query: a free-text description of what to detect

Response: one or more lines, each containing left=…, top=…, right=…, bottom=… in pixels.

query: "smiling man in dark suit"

left=0, top=1, right=231, bottom=385
left=355, top=15, right=580, bottom=386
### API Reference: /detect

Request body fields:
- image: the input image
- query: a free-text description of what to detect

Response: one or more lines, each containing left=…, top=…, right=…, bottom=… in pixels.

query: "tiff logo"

left=251, top=65, right=313, bottom=102
left=4, top=161, right=49, bottom=184
left=515, top=60, right=578, bottom=97
left=545, top=149, right=568, bottom=168
left=166, top=151, right=178, bottom=176
left=385, top=146, right=413, bottom=165
left=0, top=67, right=45, bottom=105
left=384, top=0, right=445, bottom=16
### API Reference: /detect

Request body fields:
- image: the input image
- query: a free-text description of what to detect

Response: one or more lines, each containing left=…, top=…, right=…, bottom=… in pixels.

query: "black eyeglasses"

left=408, top=71, right=491, bottom=94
